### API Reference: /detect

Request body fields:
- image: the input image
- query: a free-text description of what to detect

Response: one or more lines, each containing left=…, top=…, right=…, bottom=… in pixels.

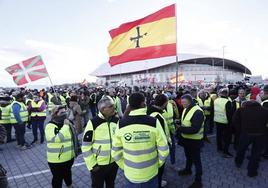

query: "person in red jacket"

left=250, top=83, right=260, bottom=100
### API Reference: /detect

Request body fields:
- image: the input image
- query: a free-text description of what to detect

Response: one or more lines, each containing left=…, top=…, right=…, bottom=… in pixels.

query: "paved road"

left=1, top=131, right=268, bottom=188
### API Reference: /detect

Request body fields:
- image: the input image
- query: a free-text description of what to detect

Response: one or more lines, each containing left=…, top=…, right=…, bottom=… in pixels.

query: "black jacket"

left=232, top=101, right=268, bottom=135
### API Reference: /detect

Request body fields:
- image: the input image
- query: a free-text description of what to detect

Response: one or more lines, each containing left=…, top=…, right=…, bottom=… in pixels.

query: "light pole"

left=222, top=45, right=226, bottom=83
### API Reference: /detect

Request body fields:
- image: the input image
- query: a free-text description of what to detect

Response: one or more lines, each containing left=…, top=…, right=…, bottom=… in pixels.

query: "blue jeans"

left=125, top=175, right=158, bottom=188
left=32, top=120, right=45, bottom=142
left=169, top=133, right=176, bottom=164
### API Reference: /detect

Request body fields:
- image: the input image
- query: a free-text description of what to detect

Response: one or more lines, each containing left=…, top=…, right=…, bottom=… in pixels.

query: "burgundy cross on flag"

left=5, top=55, right=49, bottom=86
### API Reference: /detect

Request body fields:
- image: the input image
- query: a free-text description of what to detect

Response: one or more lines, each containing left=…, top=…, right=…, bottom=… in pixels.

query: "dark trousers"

left=204, top=115, right=211, bottom=136
left=91, top=162, right=118, bottom=188
left=90, top=105, right=97, bottom=117
left=215, top=122, right=232, bottom=153
left=48, top=158, right=74, bottom=188
left=208, top=116, right=214, bottom=134
left=158, top=163, right=165, bottom=188
left=233, top=131, right=240, bottom=150
left=13, top=123, right=25, bottom=146
left=182, top=138, right=202, bottom=182
left=235, top=133, right=266, bottom=173
left=31, top=120, right=45, bottom=142
left=169, top=133, right=176, bottom=164
left=263, top=129, right=268, bottom=155
left=3, top=124, right=12, bottom=142
left=125, top=175, right=158, bottom=188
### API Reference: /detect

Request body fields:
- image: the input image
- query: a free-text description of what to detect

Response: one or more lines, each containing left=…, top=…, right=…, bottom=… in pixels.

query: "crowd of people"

left=0, top=82, right=268, bottom=188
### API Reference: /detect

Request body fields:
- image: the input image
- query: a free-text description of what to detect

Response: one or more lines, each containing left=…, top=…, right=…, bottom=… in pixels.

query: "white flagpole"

left=42, top=58, right=59, bottom=103
left=175, top=2, right=179, bottom=91
left=43, top=61, right=55, bottom=92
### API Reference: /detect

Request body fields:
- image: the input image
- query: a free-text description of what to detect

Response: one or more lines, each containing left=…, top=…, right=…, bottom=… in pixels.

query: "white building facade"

left=92, top=54, right=251, bottom=87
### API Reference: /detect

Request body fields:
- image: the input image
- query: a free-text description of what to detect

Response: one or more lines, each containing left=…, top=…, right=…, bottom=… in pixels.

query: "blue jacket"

left=12, top=103, right=23, bottom=124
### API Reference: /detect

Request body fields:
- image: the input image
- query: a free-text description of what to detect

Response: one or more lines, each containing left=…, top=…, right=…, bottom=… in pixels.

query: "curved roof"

left=91, top=53, right=251, bottom=76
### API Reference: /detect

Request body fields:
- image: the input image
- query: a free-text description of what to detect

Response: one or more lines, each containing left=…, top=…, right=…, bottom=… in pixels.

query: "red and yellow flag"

left=108, top=4, right=176, bottom=66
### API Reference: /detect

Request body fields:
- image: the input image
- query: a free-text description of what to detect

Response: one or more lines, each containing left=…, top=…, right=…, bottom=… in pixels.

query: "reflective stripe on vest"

left=124, top=157, right=158, bottom=169
left=214, top=98, right=229, bottom=124
left=0, top=105, right=11, bottom=124
left=10, top=101, right=28, bottom=123
left=181, top=105, right=204, bottom=140
left=31, top=100, right=46, bottom=117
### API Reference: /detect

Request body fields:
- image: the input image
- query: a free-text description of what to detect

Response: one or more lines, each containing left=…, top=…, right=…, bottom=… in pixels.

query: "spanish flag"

left=108, top=4, right=176, bottom=66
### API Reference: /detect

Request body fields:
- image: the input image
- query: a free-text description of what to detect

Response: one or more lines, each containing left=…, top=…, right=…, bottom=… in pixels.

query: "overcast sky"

left=1, top=0, right=268, bottom=87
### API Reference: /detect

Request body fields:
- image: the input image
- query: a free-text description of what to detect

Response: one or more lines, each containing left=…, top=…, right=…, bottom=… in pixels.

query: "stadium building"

left=91, top=53, right=251, bottom=86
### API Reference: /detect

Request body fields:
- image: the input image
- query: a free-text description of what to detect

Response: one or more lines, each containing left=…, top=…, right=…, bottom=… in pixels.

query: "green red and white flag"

left=5, top=55, right=49, bottom=86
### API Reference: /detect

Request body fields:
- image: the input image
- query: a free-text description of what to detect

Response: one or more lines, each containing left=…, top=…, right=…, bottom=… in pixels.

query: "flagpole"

left=175, top=2, right=179, bottom=91
left=42, top=59, right=57, bottom=97
left=120, top=64, right=122, bottom=86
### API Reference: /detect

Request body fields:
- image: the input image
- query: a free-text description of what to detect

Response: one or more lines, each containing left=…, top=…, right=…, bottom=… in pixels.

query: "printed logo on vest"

left=124, top=133, right=132, bottom=141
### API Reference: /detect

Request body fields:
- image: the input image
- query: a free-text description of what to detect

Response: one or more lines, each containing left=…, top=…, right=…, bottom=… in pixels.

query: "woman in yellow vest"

left=45, top=106, right=75, bottom=188
left=178, top=94, right=204, bottom=188
left=29, top=93, right=47, bottom=145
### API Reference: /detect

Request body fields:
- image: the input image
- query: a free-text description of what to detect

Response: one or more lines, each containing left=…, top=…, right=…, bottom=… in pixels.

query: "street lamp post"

left=222, top=45, right=226, bottom=83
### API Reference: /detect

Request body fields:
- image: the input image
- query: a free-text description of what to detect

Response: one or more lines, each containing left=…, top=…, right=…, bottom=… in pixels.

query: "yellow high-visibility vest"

left=82, top=113, right=119, bottom=171
left=181, top=105, right=204, bottom=140
left=111, top=108, right=169, bottom=183
left=197, top=97, right=212, bottom=115
left=214, top=97, right=229, bottom=124
left=10, top=101, right=28, bottom=124
left=0, top=105, right=11, bottom=124
left=47, top=93, right=55, bottom=112
left=31, top=100, right=46, bottom=117
left=163, top=102, right=175, bottom=134
left=45, top=123, right=74, bottom=163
